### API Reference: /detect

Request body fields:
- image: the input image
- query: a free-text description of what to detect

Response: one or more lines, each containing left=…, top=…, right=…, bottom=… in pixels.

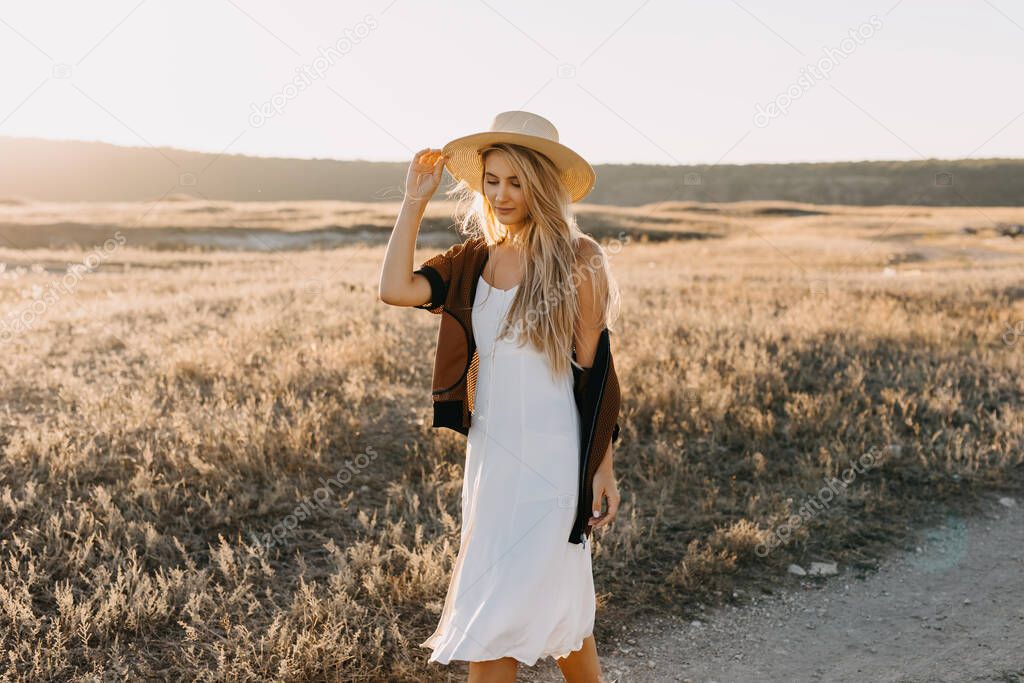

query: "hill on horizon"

left=2, top=135, right=1023, bottom=207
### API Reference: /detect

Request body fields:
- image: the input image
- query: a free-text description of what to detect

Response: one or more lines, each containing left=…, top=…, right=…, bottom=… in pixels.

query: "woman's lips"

left=496, top=207, right=514, bottom=213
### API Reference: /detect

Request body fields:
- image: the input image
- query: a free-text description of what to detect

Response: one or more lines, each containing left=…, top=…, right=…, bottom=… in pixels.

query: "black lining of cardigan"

left=412, top=265, right=446, bottom=310
left=431, top=400, right=467, bottom=435
left=568, top=328, right=611, bottom=544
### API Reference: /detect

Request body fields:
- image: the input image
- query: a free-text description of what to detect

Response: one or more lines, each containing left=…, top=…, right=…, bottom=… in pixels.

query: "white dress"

left=419, top=274, right=596, bottom=666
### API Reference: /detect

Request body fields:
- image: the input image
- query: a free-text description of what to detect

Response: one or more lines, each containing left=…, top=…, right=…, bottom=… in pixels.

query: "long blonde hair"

left=443, top=143, right=621, bottom=380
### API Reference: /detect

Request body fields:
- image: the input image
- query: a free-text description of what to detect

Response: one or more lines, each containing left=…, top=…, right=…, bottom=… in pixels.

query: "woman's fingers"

left=605, top=488, right=620, bottom=524
left=414, top=148, right=441, bottom=165
left=591, top=486, right=605, bottom=525
left=588, top=486, right=619, bottom=529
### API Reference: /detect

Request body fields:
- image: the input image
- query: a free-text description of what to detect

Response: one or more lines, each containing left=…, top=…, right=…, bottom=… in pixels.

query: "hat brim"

left=442, top=131, right=596, bottom=203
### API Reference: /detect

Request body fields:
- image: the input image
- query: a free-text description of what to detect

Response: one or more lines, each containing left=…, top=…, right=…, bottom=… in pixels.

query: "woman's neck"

left=500, top=224, right=527, bottom=248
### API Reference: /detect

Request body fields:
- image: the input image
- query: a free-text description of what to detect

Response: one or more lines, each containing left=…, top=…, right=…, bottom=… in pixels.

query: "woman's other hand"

left=588, top=463, right=620, bottom=530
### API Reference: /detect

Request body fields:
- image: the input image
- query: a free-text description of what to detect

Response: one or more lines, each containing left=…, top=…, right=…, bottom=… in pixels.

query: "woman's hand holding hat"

left=405, top=148, right=447, bottom=204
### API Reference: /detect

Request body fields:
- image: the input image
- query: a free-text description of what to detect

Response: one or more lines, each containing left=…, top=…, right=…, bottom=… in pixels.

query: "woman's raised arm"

left=377, top=148, right=446, bottom=307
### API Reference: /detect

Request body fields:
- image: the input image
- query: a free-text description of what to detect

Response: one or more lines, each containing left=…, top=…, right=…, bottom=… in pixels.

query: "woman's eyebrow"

left=484, top=171, right=519, bottom=180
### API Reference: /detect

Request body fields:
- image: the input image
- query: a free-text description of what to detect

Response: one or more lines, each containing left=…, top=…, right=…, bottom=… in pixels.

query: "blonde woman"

left=378, top=111, right=622, bottom=683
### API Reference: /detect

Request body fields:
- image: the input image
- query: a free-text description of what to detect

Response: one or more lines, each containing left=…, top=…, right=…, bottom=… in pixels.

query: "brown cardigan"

left=412, top=234, right=621, bottom=544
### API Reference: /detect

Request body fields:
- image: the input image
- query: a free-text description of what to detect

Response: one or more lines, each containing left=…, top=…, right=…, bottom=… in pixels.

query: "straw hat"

left=442, top=110, right=596, bottom=203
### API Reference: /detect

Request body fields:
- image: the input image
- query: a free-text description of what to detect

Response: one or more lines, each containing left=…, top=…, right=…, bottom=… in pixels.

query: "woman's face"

left=483, top=151, right=527, bottom=227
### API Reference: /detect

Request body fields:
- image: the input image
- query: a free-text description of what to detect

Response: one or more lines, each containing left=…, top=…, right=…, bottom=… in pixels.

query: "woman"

left=378, top=111, right=622, bottom=682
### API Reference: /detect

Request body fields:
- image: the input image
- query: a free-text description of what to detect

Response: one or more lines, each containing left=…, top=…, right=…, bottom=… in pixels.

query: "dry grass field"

left=1, top=198, right=1022, bottom=681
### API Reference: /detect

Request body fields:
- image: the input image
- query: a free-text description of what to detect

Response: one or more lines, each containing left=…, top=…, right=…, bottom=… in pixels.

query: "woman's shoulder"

left=436, top=232, right=487, bottom=259
left=571, top=234, right=608, bottom=270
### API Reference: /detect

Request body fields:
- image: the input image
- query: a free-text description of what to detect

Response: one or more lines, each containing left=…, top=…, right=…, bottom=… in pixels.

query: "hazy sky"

left=1, top=1, right=1021, bottom=165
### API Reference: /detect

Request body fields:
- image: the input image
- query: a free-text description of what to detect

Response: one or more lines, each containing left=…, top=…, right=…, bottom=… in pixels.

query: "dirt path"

left=520, top=493, right=1024, bottom=683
